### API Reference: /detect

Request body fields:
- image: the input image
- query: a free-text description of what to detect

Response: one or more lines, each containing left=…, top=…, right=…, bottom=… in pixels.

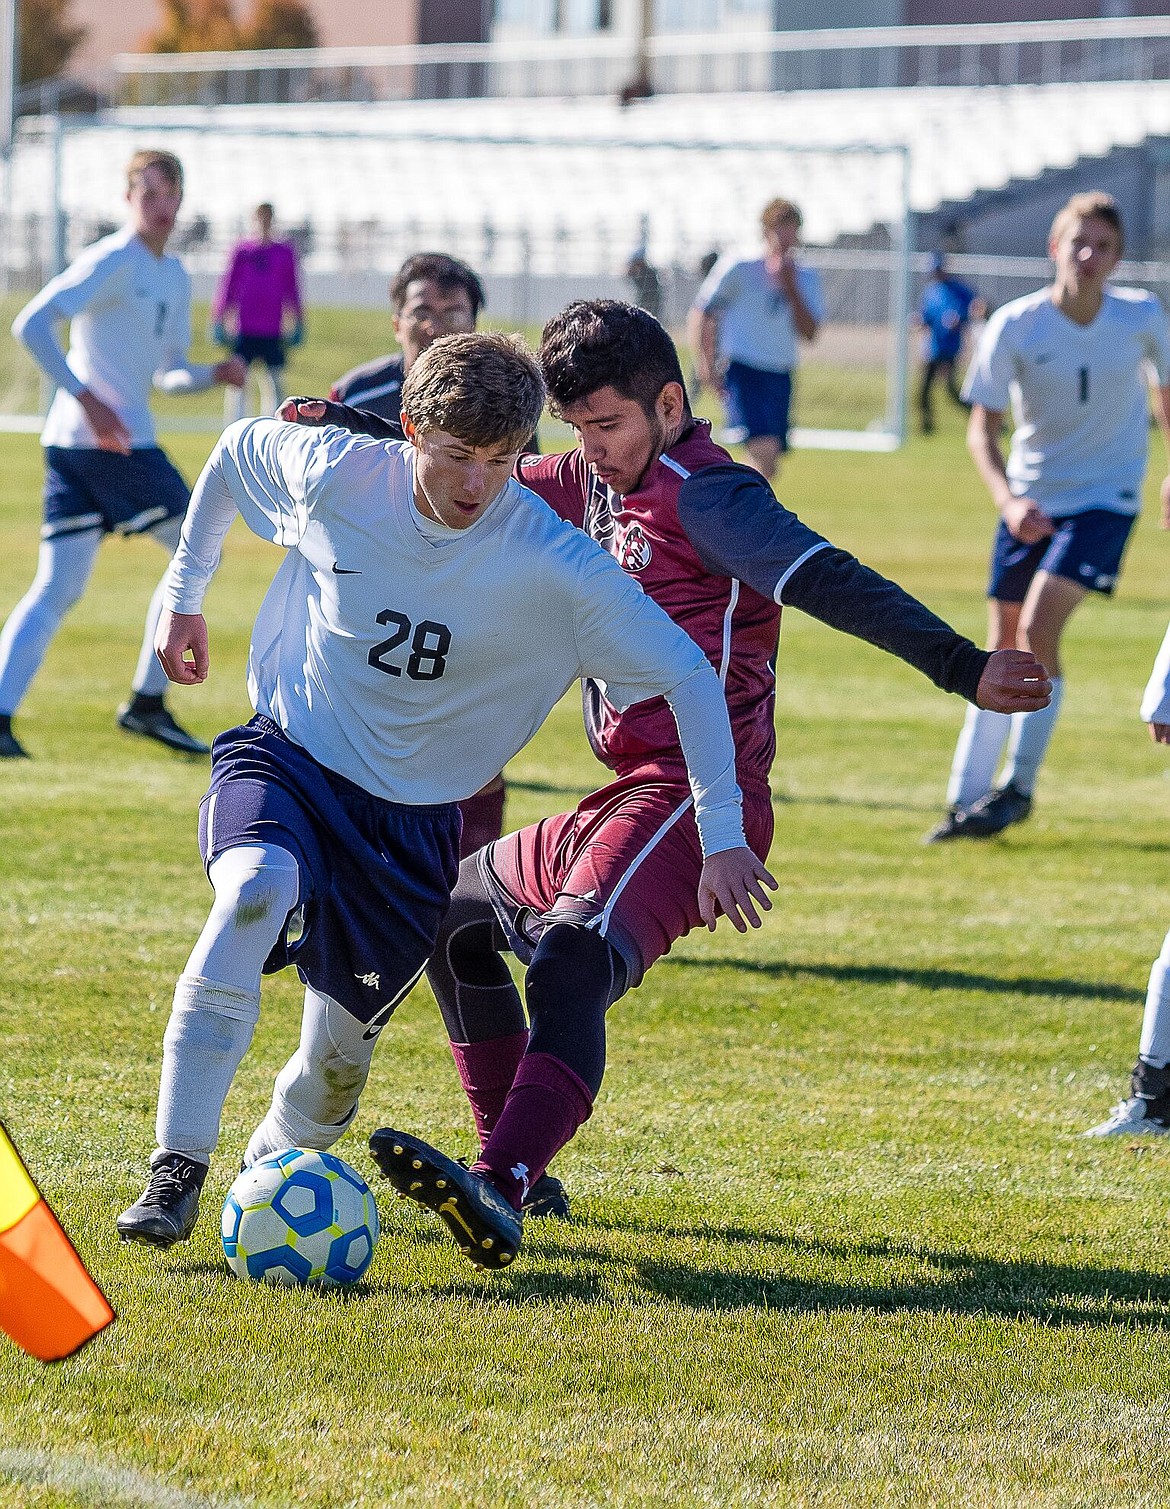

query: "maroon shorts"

left=478, top=763, right=774, bottom=989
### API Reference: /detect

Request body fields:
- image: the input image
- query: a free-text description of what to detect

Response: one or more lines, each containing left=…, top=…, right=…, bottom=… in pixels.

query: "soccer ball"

left=221, top=1148, right=380, bottom=1287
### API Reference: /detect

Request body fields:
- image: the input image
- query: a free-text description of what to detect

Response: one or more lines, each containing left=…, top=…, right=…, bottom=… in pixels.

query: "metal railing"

left=109, top=17, right=1170, bottom=107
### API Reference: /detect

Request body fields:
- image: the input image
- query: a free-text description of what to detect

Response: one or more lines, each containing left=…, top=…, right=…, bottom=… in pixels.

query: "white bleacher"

left=9, top=80, right=1170, bottom=276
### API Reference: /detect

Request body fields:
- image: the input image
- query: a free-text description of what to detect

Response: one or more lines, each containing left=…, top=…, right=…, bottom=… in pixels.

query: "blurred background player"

left=0, top=149, right=245, bottom=761
left=687, top=197, right=824, bottom=482
left=1084, top=620, right=1170, bottom=1135
left=916, top=251, right=985, bottom=436
left=330, top=252, right=483, bottom=431
left=212, top=202, right=303, bottom=424
left=625, top=245, right=663, bottom=319
left=926, top=192, right=1170, bottom=843
left=327, top=251, right=507, bottom=855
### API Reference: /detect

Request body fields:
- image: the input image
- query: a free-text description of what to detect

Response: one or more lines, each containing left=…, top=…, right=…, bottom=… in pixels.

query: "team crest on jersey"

left=618, top=523, right=653, bottom=572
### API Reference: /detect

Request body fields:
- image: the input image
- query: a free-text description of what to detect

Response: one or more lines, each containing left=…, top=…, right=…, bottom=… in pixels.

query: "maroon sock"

left=457, top=779, right=506, bottom=860
left=449, top=1031, right=528, bottom=1147
left=473, top=1052, right=593, bottom=1210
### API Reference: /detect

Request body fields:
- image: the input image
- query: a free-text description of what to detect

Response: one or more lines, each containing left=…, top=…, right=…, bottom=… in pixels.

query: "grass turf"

left=0, top=355, right=1169, bottom=1507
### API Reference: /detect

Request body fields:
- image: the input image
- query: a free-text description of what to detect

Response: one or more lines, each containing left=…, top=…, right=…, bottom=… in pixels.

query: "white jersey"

left=1141, top=620, right=1170, bottom=725
left=962, top=286, right=1170, bottom=517
left=12, top=226, right=214, bottom=449
left=164, top=420, right=746, bottom=854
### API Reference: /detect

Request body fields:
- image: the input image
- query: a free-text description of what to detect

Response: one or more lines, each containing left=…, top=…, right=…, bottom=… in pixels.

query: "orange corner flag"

left=0, top=1121, right=114, bottom=1362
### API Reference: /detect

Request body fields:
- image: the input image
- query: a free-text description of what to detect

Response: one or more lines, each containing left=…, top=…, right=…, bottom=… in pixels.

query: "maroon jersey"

left=517, top=421, right=780, bottom=791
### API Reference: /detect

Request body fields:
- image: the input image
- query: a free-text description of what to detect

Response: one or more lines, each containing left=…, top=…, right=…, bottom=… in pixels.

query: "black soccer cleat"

left=116, top=1152, right=208, bottom=1248
left=523, top=1172, right=571, bottom=1222
left=117, top=696, right=209, bottom=756
left=956, top=781, right=1033, bottom=838
left=369, top=1127, right=522, bottom=1269
left=0, top=725, right=29, bottom=760
left=922, top=804, right=968, bottom=844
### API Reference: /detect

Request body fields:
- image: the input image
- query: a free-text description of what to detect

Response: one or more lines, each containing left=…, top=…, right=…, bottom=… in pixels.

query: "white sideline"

left=0, top=1447, right=272, bottom=1509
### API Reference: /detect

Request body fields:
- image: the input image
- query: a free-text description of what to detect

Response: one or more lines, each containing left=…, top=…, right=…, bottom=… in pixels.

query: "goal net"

left=0, top=110, right=912, bottom=446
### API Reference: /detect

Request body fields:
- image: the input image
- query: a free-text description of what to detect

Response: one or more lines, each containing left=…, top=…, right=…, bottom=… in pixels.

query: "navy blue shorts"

left=988, top=508, right=1136, bottom=603
left=722, top=361, right=793, bottom=448
left=199, top=716, right=461, bottom=1023
left=42, top=446, right=189, bottom=541
left=233, top=334, right=286, bottom=370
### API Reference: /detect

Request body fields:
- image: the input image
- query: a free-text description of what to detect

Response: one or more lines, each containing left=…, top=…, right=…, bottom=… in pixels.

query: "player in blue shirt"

left=917, top=252, right=984, bottom=435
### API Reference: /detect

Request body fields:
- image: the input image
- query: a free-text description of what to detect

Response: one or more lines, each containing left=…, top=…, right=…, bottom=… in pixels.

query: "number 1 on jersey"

left=1078, top=365, right=1089, bottom=403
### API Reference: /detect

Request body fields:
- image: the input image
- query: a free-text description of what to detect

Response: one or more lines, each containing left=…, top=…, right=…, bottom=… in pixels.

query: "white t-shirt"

left=962, top=286, right=1170, bottom=517
left=164, top=420, right=746, bottom=854
left=12, top=226, right=213, bottom=449
left=1141, top=620, right=1170, bottom=725
left=694, top=255, right=826, bottom=374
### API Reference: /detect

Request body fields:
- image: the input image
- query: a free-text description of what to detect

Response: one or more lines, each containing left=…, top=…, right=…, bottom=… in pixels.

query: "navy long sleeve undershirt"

left=678, top=463, right=990, bottom=705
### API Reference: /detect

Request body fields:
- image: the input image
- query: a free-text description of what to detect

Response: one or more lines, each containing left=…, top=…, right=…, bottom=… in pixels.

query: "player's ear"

left=658, top=381, right=686, bottom=427
left=402, top=414, right=417, bottom=444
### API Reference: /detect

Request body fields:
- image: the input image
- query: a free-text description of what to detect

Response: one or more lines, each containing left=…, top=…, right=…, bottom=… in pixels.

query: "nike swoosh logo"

left=332, top=563, right=361, bottom=575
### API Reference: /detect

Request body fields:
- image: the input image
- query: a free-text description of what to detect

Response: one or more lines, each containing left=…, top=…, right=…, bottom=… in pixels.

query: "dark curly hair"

left=539, top=300, right=688, bottom=419
left=389, top=253, right=486, bottom=319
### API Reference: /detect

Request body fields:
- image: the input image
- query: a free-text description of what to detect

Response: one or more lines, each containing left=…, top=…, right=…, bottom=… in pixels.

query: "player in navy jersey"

left=926, top=192, right=1170, bottom=842
left=116, top=331, right=773, bottom=1255
left=291, top=301, right=1051, bottom=1264
left=332, top=252, right=514, bottom=857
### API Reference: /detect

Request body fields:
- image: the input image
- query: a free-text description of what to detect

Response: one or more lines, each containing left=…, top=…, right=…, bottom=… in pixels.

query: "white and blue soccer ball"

left=221, top=1148, right=379, bottom=1288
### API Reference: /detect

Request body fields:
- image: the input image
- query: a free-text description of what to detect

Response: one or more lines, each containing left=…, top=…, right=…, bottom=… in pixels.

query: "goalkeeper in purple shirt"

left=212, top=203, right=303, bottom=423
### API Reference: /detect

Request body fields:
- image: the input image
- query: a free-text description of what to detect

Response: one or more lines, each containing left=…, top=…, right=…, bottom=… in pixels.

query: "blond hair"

left=126, top=149, right=184, bottom=193
left=1049, top=191, right=1124, bottom=254
left=401, top=332, right=544, bottom=452
left=761, top=197, right=802, bottom=233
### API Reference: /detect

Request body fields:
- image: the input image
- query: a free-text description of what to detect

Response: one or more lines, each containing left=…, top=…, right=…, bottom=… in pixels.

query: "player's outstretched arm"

left=698, top=847, right=778, bottom=933
left=155, top=611, right=209, bottom=684
left=974, top=648, right=1051, bottom=713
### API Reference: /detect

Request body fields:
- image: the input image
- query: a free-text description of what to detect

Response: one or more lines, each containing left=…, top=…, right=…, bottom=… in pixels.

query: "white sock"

left=0, top=530, right=100, bottom=714
left=131, top=517, right=183, bottom=698
left=1139, top=928, right=1170, bottom=1068
left=155, top=975, right=261, bottom=1162
left=244, top=987, right=375, bottom=1166
left=153, top=844, right=301, bottom=1162
left=946, top=703, right=1012, bottom=809
left=1000, top=676, right=1064, bottom=797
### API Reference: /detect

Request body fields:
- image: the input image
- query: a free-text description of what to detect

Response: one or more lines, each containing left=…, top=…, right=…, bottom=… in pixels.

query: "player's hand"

left=279, top=397, right=327, bottom=424
left=975, top=648, right=1052, bottom=713
left=1159, top=474, right=1170, bottom=529
left=774, top=254, right=798, bottom=296
left=78, top=389, right=131, bottom=454
left=697, top=846, right=778, bottom=933
left=211, top=321, right=229, bottom=347
left=214, top=356, right=247, bottom=388
left=1150, top=721, right=1170, bottom=745
left=1002, top=496, right=1054, bottom=544
left=155, top=610, right=209, bottom=685
left=287, top=320, right=305, bottom=349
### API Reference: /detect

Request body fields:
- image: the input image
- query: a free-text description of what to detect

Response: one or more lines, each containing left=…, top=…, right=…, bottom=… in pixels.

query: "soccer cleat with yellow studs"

left=368, top=1127, right=522, bottom=1269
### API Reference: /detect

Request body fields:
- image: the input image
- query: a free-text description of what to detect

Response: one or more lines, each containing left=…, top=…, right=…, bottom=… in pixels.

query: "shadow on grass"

left=664, top=955, right=1138, bottom=1003
left=168, top=1218, right=1170, bottom=1328
left=411, top=1222, right=1170, bottom=1329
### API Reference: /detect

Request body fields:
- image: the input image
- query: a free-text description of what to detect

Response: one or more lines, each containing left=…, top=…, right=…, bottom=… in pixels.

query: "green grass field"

left=1, top=350, right=1170, bottom=1508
